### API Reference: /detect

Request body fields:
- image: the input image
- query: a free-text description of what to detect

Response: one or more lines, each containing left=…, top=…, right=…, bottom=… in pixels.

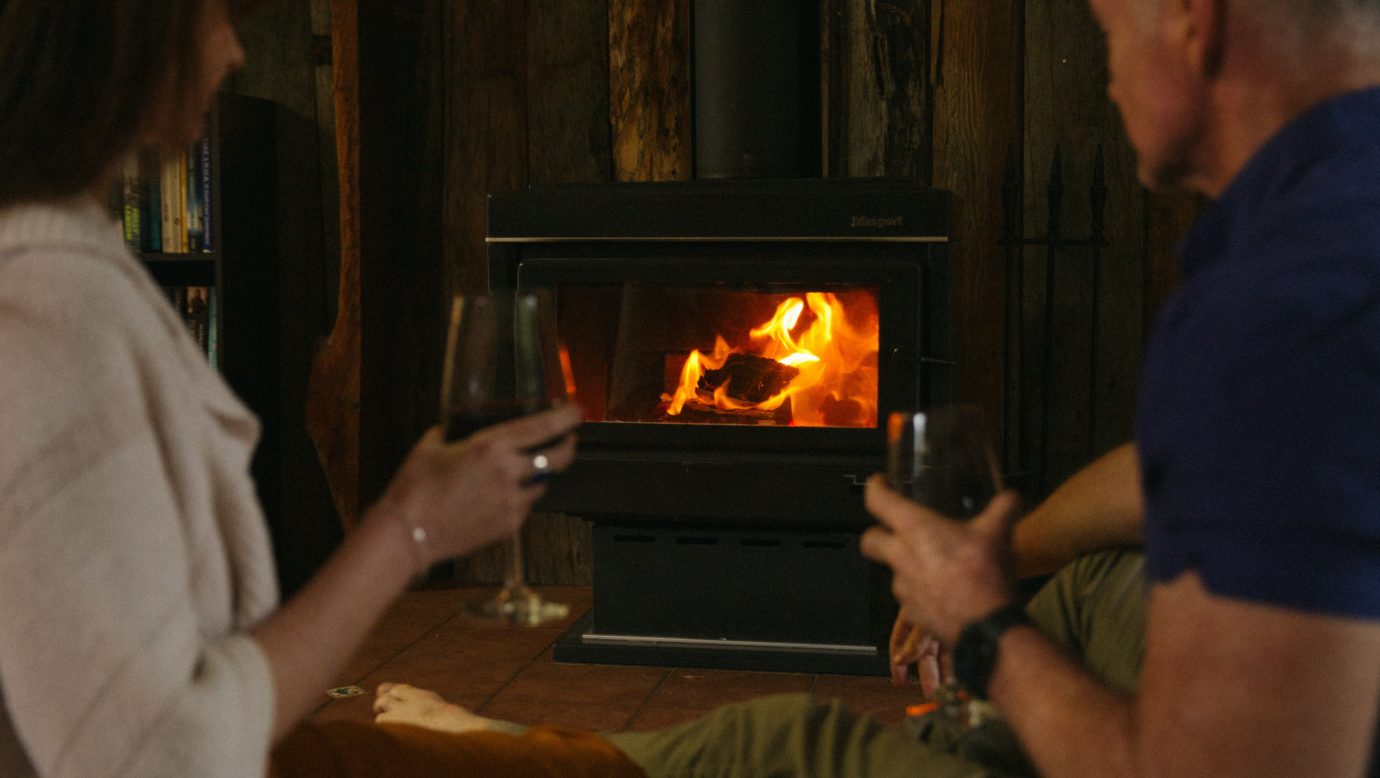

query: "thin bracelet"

left=399, top=513, right=430, bottom=578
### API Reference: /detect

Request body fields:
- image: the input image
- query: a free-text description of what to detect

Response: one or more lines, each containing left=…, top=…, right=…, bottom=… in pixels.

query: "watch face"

left=953, top=621, right=995, bottom=697
left=953, top=605, right=1030, bottom=699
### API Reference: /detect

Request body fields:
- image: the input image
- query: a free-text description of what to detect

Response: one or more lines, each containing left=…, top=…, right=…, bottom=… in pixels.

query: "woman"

left=0, top=2, right=639, bottom=775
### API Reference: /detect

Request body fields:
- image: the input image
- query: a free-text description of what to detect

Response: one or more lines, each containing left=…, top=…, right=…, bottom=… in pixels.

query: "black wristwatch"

left=952, top=604, right=1033, bottom=700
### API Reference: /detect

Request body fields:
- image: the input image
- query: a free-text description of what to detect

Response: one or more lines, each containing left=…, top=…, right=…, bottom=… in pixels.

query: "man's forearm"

left=1012, top=442, right=1144, bottom=578
left=988, top=625, right=1140, bottom=776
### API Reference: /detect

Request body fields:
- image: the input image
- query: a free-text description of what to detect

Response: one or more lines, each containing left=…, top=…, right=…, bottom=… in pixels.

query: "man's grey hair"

left=1259, top=0, right=1380, bottom=59
left=1130, top=0, right=1380, bottom=42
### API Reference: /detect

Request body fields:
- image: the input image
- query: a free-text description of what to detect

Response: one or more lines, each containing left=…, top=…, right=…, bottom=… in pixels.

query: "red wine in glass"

left=443, top=400, right=545, bottom=443
left=440, top=290, right=572, bottom=625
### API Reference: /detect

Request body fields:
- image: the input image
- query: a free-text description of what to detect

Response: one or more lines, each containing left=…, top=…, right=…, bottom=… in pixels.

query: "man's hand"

left=861, top=474, right=1021, bottom=644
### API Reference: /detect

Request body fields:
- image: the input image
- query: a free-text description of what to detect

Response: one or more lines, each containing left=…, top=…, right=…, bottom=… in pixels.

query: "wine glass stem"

left=506, top=527, right=525, bottom=589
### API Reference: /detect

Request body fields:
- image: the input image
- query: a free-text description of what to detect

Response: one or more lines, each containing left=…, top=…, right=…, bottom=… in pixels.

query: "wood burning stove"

left=488, top=178, right=951, bottom=673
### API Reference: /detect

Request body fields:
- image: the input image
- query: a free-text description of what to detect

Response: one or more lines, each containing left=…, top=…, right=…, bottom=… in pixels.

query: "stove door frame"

left=507, top=241, right=950, bottom=529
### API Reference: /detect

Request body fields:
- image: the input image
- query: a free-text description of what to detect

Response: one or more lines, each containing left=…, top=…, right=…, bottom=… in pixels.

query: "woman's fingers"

left=485, top=403, right=582, bottom=451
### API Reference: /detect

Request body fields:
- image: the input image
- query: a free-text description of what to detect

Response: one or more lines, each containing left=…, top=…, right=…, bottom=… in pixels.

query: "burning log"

left=664, top=404, right=788, bottom=425
left=697, top=352, right=799, bottom=404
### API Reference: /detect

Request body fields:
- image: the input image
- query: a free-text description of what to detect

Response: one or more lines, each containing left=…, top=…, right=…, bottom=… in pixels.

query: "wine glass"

left=441, top=289, right=572, bottom=626
left=885, top=404, right=1002, bottom=520
left=885, top=404, right=1002, bottom=711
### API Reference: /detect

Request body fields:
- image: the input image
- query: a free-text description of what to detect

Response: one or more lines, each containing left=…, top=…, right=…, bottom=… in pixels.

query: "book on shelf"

left=205, top=284, right=218, bottom=369
left=162, top=148, right=185, bottom=253
left=163, top=285, right=218, bottom=365
left=141, top=150, right=163, bottom=252
left=111, top=133, right=212, bottom=255
left=120, top=155, right=142, bottom=253
left=199, top=134, right=213, bottom=251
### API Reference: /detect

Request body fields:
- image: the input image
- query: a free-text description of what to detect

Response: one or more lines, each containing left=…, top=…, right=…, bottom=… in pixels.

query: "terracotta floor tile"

left=645, top=669, right=812, bottom=710
left=311, top=696, right=378, bottom=726
left=497, top=661, right=668, bottom=708
left=331, top=589, right=473, bottom=686
left=430, top=621, right=566, bottom=659
left=479, top=697, right=636, bottom=732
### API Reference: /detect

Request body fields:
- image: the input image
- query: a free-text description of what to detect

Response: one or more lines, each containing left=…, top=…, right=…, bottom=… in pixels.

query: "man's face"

left=1089, top=0, right=1207, bottom=190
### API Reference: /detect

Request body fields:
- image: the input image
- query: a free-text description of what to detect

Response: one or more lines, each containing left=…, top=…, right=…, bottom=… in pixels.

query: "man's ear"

left=1179, top=0, right=1225, bottom=78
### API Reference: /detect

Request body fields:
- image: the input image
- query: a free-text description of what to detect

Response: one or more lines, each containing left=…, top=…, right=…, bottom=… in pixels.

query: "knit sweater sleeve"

left=0, top=249, right=276, bottom=777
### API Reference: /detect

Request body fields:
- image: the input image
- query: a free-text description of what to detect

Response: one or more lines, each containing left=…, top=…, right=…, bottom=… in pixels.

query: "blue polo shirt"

left=1137, top=87, right=1380, bottom=620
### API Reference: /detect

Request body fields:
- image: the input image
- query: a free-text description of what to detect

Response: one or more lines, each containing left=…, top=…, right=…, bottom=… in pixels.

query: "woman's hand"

left=373, top=403, right=582, bottom=566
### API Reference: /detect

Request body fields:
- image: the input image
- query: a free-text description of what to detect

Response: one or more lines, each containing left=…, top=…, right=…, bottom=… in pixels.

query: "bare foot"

left=372, top=683, right=494, bottom=734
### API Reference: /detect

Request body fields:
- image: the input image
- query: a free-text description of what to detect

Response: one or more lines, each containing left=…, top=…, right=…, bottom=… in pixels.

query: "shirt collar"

left=1177, top=86, right=1380, bottom=279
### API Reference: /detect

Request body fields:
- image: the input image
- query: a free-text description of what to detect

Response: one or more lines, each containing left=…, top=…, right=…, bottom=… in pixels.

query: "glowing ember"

left=660, top=292, right=879, bottom=427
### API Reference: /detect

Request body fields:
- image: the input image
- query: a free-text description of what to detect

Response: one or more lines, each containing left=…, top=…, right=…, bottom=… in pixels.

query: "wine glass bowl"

left=885, top=404, right=1003, bottom=713
left=441, top=289, right=572, bottom=626
left=885, top=404, right=1002, bottom=520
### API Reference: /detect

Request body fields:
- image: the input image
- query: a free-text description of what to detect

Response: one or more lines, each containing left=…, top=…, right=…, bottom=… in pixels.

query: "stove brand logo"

left=850, top=215, right=904, bottom=229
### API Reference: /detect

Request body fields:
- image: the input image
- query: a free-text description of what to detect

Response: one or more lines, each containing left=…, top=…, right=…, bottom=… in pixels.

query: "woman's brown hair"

left=0, top=0, right=236, bottom=209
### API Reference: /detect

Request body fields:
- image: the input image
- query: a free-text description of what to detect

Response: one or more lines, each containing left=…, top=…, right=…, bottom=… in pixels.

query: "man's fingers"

left=889, top=614, right=908, bottom=648
left=891, top=660, right=911, bottom=687
left=864, top=474, right=914, bottom=531
left=859, top=525, right=898, bottom=565
left=919, top=652, right=943, bottom=699
left=891, top=628, right=923, bottom=665
left=973, top=490, right=1022, bottom=539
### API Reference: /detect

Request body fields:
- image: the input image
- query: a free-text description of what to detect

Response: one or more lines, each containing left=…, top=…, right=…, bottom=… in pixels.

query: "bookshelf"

left=116, top=91, right=283, bottom=543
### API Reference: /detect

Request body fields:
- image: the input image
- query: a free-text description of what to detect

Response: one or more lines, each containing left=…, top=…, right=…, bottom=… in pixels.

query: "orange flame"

left=661, top=292, right=878, bottom=427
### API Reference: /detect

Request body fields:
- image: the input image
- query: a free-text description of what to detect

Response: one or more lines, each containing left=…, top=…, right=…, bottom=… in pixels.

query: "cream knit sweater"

left=0, top=197, right=279, bottom=777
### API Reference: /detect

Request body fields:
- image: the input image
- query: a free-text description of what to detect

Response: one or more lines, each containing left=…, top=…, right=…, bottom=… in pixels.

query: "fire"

left=661, top=292, right=878, bottom=427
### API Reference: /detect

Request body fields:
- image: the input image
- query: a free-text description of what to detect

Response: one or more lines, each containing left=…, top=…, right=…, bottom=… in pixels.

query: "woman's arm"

left=251, top=405, right=581, bottom=742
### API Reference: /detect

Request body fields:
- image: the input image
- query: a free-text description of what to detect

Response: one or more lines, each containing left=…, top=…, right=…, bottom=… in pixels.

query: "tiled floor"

left=312, top=585, right=920, bottom=733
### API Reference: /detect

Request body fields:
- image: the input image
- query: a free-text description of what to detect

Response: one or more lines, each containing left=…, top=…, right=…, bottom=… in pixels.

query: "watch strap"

left=952, top=603, right=1032, bottom=699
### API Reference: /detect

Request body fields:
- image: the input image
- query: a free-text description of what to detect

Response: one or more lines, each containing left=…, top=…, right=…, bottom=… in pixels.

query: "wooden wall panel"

left=444, top=1, right=529, bottom=297
left=441, top=1, right=616, bottom=585
left=930, top=0, right=1024, bottom=478
left=528, top=1, right=614, bottom=186
left=521, top=0, right=615, bottom=586
left=442, top=1, right=531, bottom=583
left=608, top=0, right=691, bottom=181
left=826, top=0, right=930, bottom=179
left=1021, top=0, right=1143, bottom=492
left=356, top=1, right=447, bottom=513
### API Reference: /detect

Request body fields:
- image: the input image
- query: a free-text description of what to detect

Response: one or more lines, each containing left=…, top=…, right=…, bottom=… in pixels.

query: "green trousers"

left=606, top=549, right=1147, bottom=778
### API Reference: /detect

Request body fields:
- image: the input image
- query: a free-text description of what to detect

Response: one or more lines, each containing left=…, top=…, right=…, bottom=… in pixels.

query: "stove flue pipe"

left=692, top=0, right=822, bottom=179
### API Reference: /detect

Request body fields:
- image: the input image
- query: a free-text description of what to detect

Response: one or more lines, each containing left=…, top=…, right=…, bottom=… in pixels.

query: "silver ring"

left=530, top=453, right=552, bottom=483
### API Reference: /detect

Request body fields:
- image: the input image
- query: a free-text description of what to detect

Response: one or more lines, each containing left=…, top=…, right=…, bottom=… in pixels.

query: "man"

left=863, top=0, right=1380, bottom=775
